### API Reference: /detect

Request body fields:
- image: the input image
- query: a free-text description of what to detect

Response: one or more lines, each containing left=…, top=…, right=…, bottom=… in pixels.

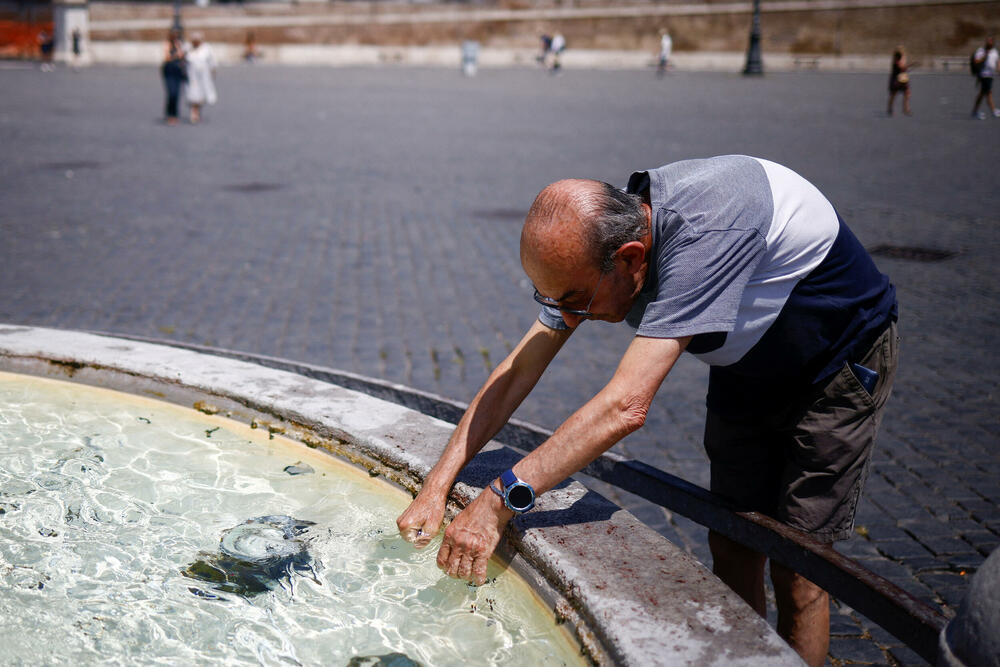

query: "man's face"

left=525, top=254, right=638, bottom=329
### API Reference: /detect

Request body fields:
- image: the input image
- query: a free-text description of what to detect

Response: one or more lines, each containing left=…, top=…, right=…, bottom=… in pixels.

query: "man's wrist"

left=421, top=465, right=460, bottom=496
left=484, top=479, right=516, bottom=519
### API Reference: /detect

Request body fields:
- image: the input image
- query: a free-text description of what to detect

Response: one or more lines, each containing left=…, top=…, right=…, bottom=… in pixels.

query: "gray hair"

left=585, top=183, right=647, bottom=273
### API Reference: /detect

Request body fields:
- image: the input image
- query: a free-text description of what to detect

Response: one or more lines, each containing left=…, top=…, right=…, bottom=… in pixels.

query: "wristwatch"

left=489, top=469, right=536, bottom=513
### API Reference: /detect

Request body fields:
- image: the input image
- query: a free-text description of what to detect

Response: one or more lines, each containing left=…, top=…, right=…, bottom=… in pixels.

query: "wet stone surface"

left=2, top=65, right=998, bottom=665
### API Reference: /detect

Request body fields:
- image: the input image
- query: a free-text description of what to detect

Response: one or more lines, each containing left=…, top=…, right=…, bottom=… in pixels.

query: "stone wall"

left=81, top=0, right=1000, bottom=57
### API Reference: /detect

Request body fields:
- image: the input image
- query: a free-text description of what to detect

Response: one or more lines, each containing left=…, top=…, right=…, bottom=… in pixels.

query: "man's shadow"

left=453, top=446, right=618, bottom=530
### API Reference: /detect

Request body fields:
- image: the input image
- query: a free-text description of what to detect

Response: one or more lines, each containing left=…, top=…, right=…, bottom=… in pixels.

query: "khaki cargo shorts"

left=704, top=322, right=899, bottom=542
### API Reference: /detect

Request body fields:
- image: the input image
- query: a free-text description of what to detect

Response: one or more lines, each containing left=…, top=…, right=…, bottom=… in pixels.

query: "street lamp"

left=743, top=0, right=763, bottom=75
left=172, top=0, right=183, bottom=37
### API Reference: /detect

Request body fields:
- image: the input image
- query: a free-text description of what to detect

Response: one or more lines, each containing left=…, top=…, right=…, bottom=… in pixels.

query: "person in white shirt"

left=658, top=31, right=673, bottom=76
left=549, top=33, right=565, bottom=72
left=972, top=36, right=1000, bottom=119
left=185, top=32, right=218, bottom=125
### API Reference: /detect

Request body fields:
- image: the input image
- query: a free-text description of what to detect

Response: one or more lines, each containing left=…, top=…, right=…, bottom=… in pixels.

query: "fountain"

left=0, top=325, right=802, bottom=665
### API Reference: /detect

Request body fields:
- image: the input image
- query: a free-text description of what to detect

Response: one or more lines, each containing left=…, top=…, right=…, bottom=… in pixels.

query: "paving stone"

left=864, top=624, right=904, bottom=649
left=917, top=536, right=981, bottom=557
left=829, top=612, right=864, bottom=637
left=836, top=537, right=883, bottom=559
left=859, top=522, right=914, bottom=543
left=899, top=556, right=948, bottom=574
left=897, top=515, right=957, bottom=539
left=828, top=636, right=889, bottom=665
left=959, top=498, right=1000, bottom=523
left=875, top=539, right=934, bottom=561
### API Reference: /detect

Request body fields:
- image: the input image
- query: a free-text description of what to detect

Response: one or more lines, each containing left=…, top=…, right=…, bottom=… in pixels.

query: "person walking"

left=71, top=28, right=83, bottom=70
left=887, top=46, right=912, bottom=116
left=397, top=156, right=898, bottom=667
left=549, top=33, right=565, bottom=73
left=38, top=30, right=54, bottom=71
left=184, top=32, right=217, bottom=125
left=972, top=36, right=1000, bottom=119
left=657, top=31, right=673, bottom=76
left=537, top=34, right=552, bottom=67
left=161, top=30, right=186, bottom=126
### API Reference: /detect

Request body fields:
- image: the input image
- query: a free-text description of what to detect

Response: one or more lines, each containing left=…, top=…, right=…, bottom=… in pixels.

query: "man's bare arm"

left=438, top=334, right=690, bottom=583
left=396, top=319, right=572, bottom=546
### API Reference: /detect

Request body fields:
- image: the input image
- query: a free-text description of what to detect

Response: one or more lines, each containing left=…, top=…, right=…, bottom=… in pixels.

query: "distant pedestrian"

left=243, top=31, right=259, bottom=63
left=657, top=31, right=673, bottom=76
left=185, top=32, right=217, bottom=125
left=537, top=34, right=552, bottom=67
left=887, top=46, right=911, bottom=116
left=161, top=29, right=186, bottom=126
left=38, top=30, right=54, bottom=71
left=71, top=28, right=82, bottom=69
left=550, top=33, right=565, bottom=73
left=971, top=36, right=1000, bottom=119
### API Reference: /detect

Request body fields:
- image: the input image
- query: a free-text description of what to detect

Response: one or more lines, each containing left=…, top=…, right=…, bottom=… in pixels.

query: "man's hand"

left=396, top=488, right=448, bottom=549
left=436, top=487, right=514, bottom=586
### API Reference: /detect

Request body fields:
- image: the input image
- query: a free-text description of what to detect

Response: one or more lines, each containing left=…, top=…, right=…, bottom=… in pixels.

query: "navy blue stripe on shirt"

left=707, top=216, right=897, bottom=414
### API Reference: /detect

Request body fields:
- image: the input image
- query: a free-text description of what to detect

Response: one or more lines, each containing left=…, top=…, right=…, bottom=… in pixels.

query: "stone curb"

left=0, top=324, right=803, bottom=666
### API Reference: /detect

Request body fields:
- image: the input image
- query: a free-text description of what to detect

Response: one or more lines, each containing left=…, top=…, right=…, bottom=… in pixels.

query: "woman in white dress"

left=185, top=32, right=217, bottom=124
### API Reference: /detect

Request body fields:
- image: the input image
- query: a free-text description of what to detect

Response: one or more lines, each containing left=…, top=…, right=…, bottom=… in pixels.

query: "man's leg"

left=771, top=561, right=830, bottom=667
left=973, top=82, right=985, bottom=116
left=708, top=530, right=766, bottom=616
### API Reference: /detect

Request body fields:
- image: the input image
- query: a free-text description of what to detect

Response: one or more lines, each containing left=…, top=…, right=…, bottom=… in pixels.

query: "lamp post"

left=172, top=0, right=183, bottom=37
left=743, top=0, right=763, bottom=75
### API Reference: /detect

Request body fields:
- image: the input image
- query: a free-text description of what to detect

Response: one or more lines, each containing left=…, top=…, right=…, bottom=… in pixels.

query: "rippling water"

left=0, top=372, right=582, bottom=666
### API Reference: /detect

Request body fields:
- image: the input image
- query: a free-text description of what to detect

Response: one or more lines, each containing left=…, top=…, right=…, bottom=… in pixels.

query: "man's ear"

left=616, top=241, right=647, bottom=273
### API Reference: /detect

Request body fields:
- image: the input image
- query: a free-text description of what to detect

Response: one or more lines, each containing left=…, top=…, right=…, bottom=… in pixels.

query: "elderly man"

left=397, top=155, right=898, bottom=666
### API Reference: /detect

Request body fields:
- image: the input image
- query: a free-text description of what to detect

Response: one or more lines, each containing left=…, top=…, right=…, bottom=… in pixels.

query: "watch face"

left=507, top=484, right=534, bottom=511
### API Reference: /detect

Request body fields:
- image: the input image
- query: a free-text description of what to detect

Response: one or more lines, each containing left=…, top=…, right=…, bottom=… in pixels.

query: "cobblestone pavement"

left=2, top=64, right=997, bottom=665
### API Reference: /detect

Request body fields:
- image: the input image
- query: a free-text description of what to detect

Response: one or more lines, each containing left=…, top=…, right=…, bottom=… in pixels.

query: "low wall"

left=84, top=0, right=1000, bottom=59
left=89, top=39, right=971, bottom=71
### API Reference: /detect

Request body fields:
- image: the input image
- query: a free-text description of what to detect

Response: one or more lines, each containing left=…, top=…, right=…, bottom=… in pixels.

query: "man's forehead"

left=524, top=251, right=591, bottom=300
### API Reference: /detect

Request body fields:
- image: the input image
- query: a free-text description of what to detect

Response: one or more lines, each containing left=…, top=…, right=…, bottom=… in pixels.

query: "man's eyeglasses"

left=532, top=272, right=605, bottom=319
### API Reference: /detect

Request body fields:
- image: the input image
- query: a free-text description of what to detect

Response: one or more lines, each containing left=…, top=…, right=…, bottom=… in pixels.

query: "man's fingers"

left=396, top=495, right=444, bottom=547
left=471, top=556, right=489, bottom=586
left=400, top=525, right=433, bottom=547
left=456, top=554, right=474, bottom=581
left=445, top=548, right=467, bottom=578
left=436, top=542, right=452, bottom=571
left=413, top=530, right=433, bottom=548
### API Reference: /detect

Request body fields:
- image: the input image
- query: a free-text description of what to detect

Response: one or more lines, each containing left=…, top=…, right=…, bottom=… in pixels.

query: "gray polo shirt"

left=539, top=155, right=896, bottom=388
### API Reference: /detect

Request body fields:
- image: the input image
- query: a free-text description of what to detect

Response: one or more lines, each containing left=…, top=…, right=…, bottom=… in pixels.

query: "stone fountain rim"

left=0, top=324, right=802, bottom=667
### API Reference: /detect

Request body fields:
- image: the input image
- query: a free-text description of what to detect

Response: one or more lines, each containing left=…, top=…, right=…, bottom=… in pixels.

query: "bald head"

left=521, top=178, right=649, bottom=277
left=521, top=179, right=605, bottom=274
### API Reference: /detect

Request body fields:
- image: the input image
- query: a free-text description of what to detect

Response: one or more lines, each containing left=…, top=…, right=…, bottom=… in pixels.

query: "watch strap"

left=499, top=468, right=519, bottom=489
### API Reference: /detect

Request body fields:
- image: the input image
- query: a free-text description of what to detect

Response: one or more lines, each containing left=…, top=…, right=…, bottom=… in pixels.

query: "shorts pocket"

left=840, top=361, right=877, bottom=410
